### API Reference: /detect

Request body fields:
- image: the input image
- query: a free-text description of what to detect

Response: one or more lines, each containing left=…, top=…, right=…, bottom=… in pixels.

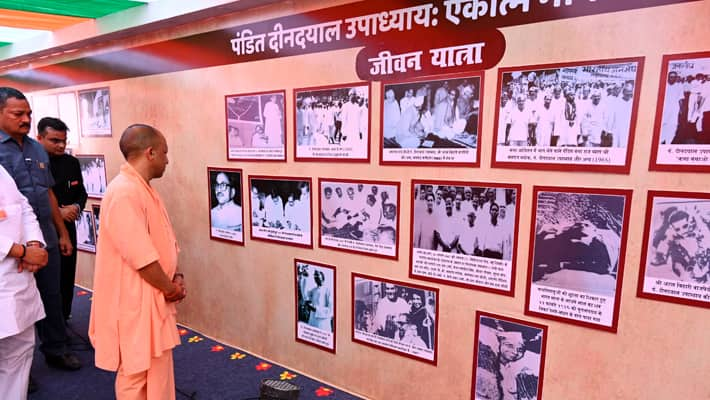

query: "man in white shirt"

left=0, top=165, right=49, bottom=399
left=374, top=283, right=410, bottom=338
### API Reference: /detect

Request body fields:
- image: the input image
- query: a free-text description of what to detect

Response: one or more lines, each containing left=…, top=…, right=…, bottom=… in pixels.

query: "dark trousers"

left=60, top=223, right=78, bottom=320
left=34, top=245, right=70, bottom=357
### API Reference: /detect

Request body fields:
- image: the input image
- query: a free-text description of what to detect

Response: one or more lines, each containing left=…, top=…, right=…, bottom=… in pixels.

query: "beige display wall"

left=28, top=1, right=709, bottom=399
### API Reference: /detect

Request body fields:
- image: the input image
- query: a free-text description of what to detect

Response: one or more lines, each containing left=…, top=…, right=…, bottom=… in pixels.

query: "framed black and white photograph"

left=525, top=186, right=631, bottom=332
left=471, top=311, right=548, bottom=400
left=318, top=178, right=400, bottom=259
left=78, top=87, right=111, bottom=137
left=352, top=273, right=438, bottom=364
left=76, top=210, right=96, bottom=253
left=637, top=191, right=710, bottom=308
left=91, top=204, right=100, bottom=244
left=409, top=180, right=521, bottom=295
left=295, top=259, right=336, bottom=353
left=380, top=73, right=483, bottom=166
left=225, top=90, right=286, bottom=161
left=492, top=57, right=643, bottom=174
left=208, top=167, right=244, bottom=244
left=248, top=176, right=312, bottom=248
left=76, top=154, right=107, bottom=199
left=649, top=51, right=710, bottom=172
left=294, top=82, right=370, bottom=162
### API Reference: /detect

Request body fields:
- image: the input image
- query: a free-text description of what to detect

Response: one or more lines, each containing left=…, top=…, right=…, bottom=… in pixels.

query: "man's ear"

left=145, top=146, right=155, bottom=159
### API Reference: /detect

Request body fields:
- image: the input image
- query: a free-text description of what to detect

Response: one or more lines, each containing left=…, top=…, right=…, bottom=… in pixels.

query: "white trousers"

left=0, top=325, right=35, bottom=400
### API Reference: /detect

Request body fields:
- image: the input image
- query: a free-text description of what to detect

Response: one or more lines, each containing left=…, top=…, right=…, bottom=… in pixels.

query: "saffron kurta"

left=89, top=163, right=180, bottom=375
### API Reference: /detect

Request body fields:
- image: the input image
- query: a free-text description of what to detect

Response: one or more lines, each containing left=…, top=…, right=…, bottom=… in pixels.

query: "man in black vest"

left=37, top=117, right=87, bottom=322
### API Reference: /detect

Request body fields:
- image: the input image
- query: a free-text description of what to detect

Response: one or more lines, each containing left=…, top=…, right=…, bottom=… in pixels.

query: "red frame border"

left=524, top=185, right=633, bottom=333
left=294, top=259, right=337, bottom=353
left=636, top=190, right=710, bottom=309
left=378, top=71, right=485, bottom=168
left=247, top=174, right=314, bottom=249
left=648, top=51, right=710, bottom=172
left=207, top=167, right=245, bottom=246
left=470, top=310, right=549, bottom=400
left=490, top=56, right=645, bottom=174
left=77, top=87, right=112, bottom=137
left=351, top=272, right=440, bottom=365
left=224, top=89, right=287, bottom=162
left=76, top=209, right=96, bottom=254
left=75, top=153, right=107, bottom=200
left=317, top=177, right=401, bottom=260
left=408, top=179, right=522, bottom=296
left=292, top=81, right=372, bottom=163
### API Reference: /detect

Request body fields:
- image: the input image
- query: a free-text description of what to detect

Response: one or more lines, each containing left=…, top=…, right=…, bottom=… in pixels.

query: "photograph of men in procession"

left=77, top=155, right=107, bottom=198
left=353, top=275, right=437, bottom=361
left=226, top=91, right=286, bottom=159
left=657, top=56, right=709, bottom=146
left=643, top=194, right=710, bottom=285
left=79, top=88, right=111, bottom=136
left=473, top=312, right=546, bottom=400
left=531, top=189, right=628, bottom=298
left=494, top=60, right=640, bottom=151
left=294, top=83, right=369, bottom=159
left=412, top=184, right=516, bottom=261
left=320, top=180, right=398, bottom=252
left=76, top=210, right=96, bottom=253
left=382, top=75, right=481, bottom=150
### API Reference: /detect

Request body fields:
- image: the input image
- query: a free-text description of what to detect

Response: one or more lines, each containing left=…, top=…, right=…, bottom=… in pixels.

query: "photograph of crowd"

left=208, top=168, right=243, bottom=243
left=657, top=55, right=710, bottom=146
left=531, top=189, right=628, bottom=298
left=226, top=91, right=285, bottom=160
left=294, top=83, right=369, bottom=160
left=77, top=155, right=107, bottom=198
left=76, top=210, right=96, bottom=253
left=92, top=204, right=100, bottom=243
left=296, top=260, right=335, bottom=351
left=320, top=180, right=398, bottom=257
left=249, top=177, right=312, bottom=246
left=494, top=60, right=640, bottom=159
left=381, top=75, right=481, bottom=151
left=642, top=194, right=710, bottom=286
left=353, top=274, right=437, bottom=362
left=412, top=184, right=516, bottom=261
left=473, top=312, right=546, bottom=400
left=79, top=88, right=111, bottom=136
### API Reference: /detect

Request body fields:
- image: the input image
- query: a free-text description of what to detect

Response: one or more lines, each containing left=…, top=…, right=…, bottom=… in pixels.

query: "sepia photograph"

left=249, top=176, right=312, bottom=248
left=381, top=73, right=483, bottom=166
left=225, top=90, right=286, bottom=161
left=492, top=58, right=643, bottom=173
left=78, top=87, right=112, bottom=137
left=650, top=52, right=710, bottom=171
left=319, top=179, right=400, bottom=259
left=352, top=273, right=438, bottom=364
left=294, top=82, right=370, bottom=161
left=76, top=210, right=96, bottom=253
left=637, top=191, right=710, bottom=308
left=208, top=167, right=244, bottom=244
left=410, top=181, right=520, bottom=295
left=76, top=154, right=107, bottom=199
left=472, top=312, right=547, bottom=400
left=295, top=259, right=336, bottom=352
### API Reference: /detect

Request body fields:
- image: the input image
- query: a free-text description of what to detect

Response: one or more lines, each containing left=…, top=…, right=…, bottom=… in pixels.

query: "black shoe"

left=28, top=375, right=38, bottom=394
left=45, top=352, right=82, bottom=371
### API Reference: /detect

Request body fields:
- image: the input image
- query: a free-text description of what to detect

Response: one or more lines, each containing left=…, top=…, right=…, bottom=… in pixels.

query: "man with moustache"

left=0, top=87, right=80, bottom=372
left=89, top=124, right=186, bottom=400
left=37, top=117, right=88, bottom=322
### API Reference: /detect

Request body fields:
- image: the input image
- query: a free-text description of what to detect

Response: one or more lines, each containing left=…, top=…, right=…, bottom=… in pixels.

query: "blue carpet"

left=29, top=286, right=362, bottom=400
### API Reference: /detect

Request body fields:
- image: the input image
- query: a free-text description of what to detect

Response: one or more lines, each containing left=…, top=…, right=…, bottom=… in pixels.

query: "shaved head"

left=119, top=123, right=162, bottom=160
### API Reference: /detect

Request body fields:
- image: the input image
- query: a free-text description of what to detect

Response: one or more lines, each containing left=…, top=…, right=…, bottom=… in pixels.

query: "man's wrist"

left=174, top=272, right=184, bottom=280
left=26, top=241, right=43, bottom=248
